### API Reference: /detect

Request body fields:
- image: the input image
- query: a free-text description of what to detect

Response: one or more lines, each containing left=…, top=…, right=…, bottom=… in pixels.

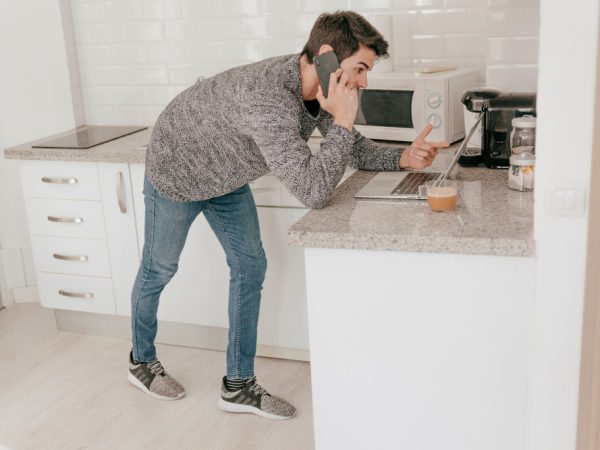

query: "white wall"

left=528, top=1, right=600, bottom=449
left=0, top=0, right=78, bottom=302
left=69, top=0, right=539, bottom=125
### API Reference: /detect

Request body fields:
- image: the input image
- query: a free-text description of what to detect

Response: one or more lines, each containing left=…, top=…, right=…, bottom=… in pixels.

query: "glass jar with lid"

left=510, top=116, right=536, bottom=155
left=508, top=153, right=535, bottom=191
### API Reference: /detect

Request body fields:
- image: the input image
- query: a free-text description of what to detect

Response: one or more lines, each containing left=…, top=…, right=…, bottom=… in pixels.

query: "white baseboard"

left=13, top=286, right=39, bottom=303
left=1, top=288, right=14, bottom=307
left=0, top=247, right=26, bottom=288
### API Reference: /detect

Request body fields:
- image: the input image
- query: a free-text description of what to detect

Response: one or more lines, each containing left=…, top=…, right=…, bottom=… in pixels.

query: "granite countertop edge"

left=288, top=230, right=534, bottom=257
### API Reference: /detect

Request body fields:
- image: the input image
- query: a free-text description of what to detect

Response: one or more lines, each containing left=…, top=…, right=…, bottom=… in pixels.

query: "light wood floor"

left=0, top=304, right=314, bottom=450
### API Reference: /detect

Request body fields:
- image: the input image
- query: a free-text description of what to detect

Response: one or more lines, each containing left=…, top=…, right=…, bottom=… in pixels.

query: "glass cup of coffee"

left=420, top=180, right=458, bottom=212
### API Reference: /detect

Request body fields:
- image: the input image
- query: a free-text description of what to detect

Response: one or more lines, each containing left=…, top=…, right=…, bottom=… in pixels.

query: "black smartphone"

left=313, top=51, right=340, bottom=98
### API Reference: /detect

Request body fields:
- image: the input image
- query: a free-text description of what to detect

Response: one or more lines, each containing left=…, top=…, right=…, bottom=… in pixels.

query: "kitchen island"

left=288, top=148, right=534, bottom=450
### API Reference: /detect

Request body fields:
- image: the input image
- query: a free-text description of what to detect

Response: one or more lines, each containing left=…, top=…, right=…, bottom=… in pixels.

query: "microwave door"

left=355, top=89, right=422, bottom=141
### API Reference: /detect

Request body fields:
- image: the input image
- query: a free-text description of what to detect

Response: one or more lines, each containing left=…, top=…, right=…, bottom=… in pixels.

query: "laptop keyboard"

left=391, top=172, right=441, bottom=196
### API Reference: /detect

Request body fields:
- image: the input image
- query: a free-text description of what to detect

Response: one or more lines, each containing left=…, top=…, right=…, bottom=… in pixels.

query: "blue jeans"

left=131, top=177, right=267, bottom=380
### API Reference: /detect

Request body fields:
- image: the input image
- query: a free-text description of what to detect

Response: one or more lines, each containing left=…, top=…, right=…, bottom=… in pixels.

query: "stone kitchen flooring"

left=0, top=303, right=314, bottom=450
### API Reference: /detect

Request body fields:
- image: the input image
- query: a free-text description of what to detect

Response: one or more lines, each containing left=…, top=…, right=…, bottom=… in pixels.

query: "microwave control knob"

left=427, top=92, right=442, bottom=108
left=427, top=113, right=442, bottom=129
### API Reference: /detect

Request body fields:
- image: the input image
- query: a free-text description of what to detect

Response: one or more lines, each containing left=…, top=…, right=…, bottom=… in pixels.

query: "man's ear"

left=317, top=44, right=334, bottom=55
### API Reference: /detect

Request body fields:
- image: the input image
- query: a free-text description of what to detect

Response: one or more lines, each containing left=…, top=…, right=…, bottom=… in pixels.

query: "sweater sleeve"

left=242, top=93, right=355, bottom=209
left=317, top=112, right=404, bottom=171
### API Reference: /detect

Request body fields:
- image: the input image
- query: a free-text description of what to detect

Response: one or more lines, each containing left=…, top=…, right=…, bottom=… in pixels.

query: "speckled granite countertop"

left=4, top=129, right=533, bottom=257
left=3, top=126, right=152, bottom=163
left=288, top=145, right=534, bottom=257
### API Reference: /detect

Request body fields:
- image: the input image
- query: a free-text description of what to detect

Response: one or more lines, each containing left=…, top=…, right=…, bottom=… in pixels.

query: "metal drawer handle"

left=47, top=216, right=84, bottom=224
left=41, top=177, right=78, bottom=184
left=116, top=171, right=127, bottom=214
left=58, top=289, right=94, bottom=299
left=52, top=253, right=88, bottom=262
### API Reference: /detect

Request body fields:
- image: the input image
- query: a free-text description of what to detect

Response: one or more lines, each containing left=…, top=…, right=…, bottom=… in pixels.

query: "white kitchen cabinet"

left=129, top=164, right=310, bottom=353
left=98, top=163, right=140, bottom=316
left=20, top=161, right=139, bottom=316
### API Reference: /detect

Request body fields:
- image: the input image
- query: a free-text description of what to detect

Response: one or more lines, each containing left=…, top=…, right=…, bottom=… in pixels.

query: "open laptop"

left=354, top=113, right=482, bottom=200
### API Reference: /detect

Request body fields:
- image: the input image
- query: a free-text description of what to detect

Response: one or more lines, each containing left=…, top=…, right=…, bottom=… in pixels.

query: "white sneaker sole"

left=218, top=398, right=295, bottom=420
left=127, top=372, right=186, bottom=401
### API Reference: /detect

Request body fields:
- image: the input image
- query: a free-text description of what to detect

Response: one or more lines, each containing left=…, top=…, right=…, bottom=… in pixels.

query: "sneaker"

left=127, top=351, right=186, bottom=400
left=218, top=376, right=297, bottom=420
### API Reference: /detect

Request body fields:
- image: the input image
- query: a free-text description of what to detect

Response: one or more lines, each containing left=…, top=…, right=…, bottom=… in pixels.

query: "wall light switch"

left=546, top=182, right=586, bottom=217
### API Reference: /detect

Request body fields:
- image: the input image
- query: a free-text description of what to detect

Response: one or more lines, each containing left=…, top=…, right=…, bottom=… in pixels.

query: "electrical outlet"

left=546, top=182, right=586, bottom=217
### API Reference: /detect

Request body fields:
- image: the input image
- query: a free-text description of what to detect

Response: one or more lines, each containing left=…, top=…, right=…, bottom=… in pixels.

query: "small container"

left=508, top=153, right=535, bottom=191
left=419, top=180, right=458, bottom=211
left=510, top=116, right=536, bottom=156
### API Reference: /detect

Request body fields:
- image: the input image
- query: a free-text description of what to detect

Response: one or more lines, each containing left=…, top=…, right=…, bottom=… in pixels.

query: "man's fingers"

left=415, top=123, right=433, bottom=141
left=328, top=71, right=338, bottom=94
left=427, top=140, right=450, bottom=148
left=338, top=71, right=349, bottom=89
left=410, top=147, right=437, bottom=161
left=411, top=144, right=438, bottom=157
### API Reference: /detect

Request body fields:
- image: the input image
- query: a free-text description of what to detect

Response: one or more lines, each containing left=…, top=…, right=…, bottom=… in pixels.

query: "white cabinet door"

left=256, top=207, right=309, bottom=350
left=98, top=163, right=140, bottom=316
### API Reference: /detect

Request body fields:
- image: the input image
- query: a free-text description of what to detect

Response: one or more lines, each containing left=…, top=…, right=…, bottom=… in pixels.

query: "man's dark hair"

left=301, top=11, right=389, bottom=64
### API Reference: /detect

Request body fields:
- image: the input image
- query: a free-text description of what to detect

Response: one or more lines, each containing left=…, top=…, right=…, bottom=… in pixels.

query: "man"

left=127, top=11, right=446, bottom=420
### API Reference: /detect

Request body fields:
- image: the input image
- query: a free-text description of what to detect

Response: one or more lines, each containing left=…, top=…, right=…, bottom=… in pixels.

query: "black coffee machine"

left=484, top=92, right=536, bottom=168
left=461, top=89, right=537, bottom=168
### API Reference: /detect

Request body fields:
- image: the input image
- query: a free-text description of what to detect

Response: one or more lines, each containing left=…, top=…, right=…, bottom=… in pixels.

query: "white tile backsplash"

left=444, top=0, right=487, bottom=6
left=261, top=0, right=303, bottom=16
left=105, top=1, right=181, bottom=21
left=109, top=44, right=147, bottom=64
left=412, top=35, right=443, bottom=59
left=486, top=64, right=538, bottom=91
left=71, top=2, right=106, bottom=22
left=220, top=0, right=261, bottom=17
left=467, top=8, right=487, bottom=33
left=488, top=7, right=540, bottom=37
left=444, top=34, right=486, bottom=58
left=350, top=0, right=393, bottom=9
left=146, top=43, right=186, bottom=63
left=302, top=0, right=350, bottom=12
left=69, top=0, right=540, bottom=125
left=180, top=0, right=219, bottom=18
left=77, top=45, right=111, bottom=65
left=488, top=37, right=538, bottom=64
left=184, top=41, right=262, bottom=63
left=282, top=15, right=321, bottom=38
left=262, top=38, right=306, bottom=58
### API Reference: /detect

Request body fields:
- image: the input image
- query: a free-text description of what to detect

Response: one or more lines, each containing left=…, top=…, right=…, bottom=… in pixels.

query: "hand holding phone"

left=313, top=52, right=359, bottom=130
left=314, top=51, right=340, bottom=99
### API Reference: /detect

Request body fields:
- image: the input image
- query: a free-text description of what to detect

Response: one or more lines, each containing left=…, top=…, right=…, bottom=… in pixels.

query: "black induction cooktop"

left=32, top=125, right=147, bottom=149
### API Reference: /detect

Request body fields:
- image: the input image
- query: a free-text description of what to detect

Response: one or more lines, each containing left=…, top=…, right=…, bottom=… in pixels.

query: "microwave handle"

left=411, top=90, right=424, bottom=138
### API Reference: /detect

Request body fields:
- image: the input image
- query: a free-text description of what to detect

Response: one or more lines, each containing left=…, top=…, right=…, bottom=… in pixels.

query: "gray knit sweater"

left=146, top=54, right=403, bottom=209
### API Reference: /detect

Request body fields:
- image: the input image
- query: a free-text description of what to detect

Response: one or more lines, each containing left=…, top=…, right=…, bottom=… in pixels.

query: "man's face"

left=339, top=45, right=377, bottom=90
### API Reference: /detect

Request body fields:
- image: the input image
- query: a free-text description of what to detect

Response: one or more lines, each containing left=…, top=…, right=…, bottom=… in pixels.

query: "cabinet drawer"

left=21, top=161, right=101, bottom=200
left=37, top=272, right=116, bottom=314
left=31, top=236, right=111, bottom=277
left=26, top=198, right=106, bottom=239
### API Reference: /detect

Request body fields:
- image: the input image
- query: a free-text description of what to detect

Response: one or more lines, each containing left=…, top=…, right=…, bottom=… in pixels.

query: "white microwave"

left=354, top=68, right=479, bottom=143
